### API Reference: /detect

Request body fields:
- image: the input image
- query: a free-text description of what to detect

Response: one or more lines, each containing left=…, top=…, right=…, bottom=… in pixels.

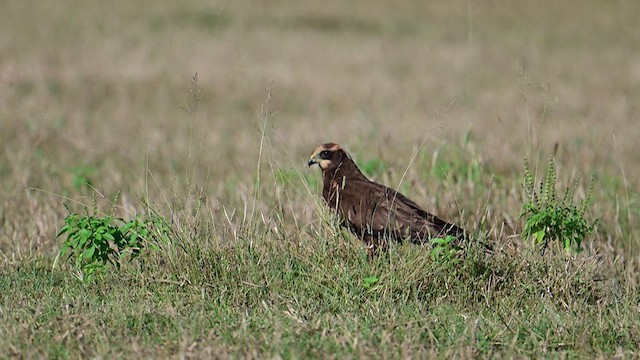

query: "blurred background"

left=1, top=0, right=639, bottom=255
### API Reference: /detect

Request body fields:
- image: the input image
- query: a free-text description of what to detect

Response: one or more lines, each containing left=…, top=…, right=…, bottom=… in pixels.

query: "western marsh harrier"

left=308, top=143, right=465, bottom=255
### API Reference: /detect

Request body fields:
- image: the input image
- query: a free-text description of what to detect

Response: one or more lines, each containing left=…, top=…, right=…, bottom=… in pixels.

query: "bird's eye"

left=320, top=150, right=331, bottom=157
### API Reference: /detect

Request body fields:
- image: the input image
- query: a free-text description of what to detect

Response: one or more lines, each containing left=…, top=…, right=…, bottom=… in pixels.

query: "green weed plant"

left=57, top=207, right=170, bottom=281
left=521, top=157, right=596, bottom=252
left=430, top=235, right=461, bottom=265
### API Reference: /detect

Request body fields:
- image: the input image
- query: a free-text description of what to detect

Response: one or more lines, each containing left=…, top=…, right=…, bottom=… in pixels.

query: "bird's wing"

left=363, top=183, right=465, bottom=241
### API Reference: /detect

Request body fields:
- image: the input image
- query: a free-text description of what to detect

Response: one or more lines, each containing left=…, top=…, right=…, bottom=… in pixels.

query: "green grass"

left=2, top=0, right=640, bottom=357
left=2, top=235, right=637, bottom=358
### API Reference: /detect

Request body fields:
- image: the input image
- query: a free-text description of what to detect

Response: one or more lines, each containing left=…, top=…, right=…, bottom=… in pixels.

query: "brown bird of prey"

left=308, top=143, right=465, bottom=255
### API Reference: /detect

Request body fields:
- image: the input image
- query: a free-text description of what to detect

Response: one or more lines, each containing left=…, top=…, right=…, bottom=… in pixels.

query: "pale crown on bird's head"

left=307, top=143, right=344, bottom=170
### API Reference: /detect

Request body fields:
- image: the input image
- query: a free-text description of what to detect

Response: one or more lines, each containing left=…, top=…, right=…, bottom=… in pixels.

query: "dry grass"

left=1, top=0, right=639, bottom=357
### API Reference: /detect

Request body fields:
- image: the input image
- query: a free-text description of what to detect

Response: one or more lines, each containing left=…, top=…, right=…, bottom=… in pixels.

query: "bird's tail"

left=440, top=222, right=466, bottom=240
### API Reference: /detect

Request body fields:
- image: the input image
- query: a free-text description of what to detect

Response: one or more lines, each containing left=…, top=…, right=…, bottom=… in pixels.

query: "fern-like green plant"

left=521, top=157, right=596, bottom=252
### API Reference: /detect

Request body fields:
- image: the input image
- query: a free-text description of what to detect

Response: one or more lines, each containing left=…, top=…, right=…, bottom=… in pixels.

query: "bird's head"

left=307, top=143, right=348, bottom=171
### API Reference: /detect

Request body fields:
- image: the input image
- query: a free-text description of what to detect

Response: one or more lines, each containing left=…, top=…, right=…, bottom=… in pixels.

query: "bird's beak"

left=307, top=156, right=318, bottom=167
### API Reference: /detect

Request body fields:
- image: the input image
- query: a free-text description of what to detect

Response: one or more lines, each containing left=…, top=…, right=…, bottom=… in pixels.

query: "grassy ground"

left=1, top=0, right=639, bottom=358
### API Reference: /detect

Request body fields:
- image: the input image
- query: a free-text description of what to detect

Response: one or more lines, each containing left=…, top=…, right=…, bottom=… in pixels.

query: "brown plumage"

left=308, top=143, right=465, bottom=255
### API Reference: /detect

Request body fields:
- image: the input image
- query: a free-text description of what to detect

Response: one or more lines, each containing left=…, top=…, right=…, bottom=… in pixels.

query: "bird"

left=307, top=142, right=466, bottom=256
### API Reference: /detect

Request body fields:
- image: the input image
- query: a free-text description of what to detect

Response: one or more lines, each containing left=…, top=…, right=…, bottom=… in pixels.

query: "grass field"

left=1, top=0, right=639, bottom=358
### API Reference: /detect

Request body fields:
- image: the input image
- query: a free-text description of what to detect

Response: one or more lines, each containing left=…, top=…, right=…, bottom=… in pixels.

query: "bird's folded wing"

left=368, top=185, right=463, bottom=240
left=366, top=186, right=428, bottom=233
